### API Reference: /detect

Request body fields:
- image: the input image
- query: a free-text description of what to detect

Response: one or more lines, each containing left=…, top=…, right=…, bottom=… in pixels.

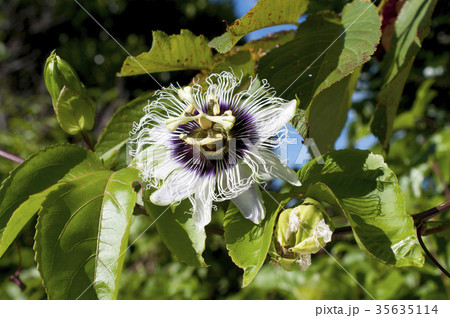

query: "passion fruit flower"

left=130, top=71, right=300, bottom=229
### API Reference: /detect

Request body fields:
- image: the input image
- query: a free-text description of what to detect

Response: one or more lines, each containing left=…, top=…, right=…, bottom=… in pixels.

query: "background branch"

left=8, top=240, right=26, bottom=291
left=0, top=149, right=24, bottom=163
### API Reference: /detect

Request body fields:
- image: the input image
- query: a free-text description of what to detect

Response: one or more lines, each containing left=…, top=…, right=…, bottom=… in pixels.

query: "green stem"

left=377, top=0, right=387, bottom=14
left=80, top=130, right=94, bottom=151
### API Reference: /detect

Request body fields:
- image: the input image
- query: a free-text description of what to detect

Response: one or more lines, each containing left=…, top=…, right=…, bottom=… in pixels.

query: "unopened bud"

left=274, top=198, right=333, bottom=271
left=44, top=50, right=86, bottom=106
left=44, top=51, right=95, bottom=134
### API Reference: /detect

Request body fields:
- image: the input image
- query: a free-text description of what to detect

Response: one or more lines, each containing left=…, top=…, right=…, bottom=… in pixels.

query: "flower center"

left=165, top=91, right=235, bottom=155
left=167, top=86, right=259, bottom=177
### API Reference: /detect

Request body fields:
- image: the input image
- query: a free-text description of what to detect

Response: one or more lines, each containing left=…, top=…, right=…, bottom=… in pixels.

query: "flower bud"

left=44, top=51, right=95, bottom=134
left=274, top=198, right=333, bottom=271
left=44, top=50, right=86, bottom=106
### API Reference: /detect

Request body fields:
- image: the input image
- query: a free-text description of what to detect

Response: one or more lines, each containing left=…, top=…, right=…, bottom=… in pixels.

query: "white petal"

left=146, top=125, right=172, bottom=146
left=215, top=163, right=253, bottom=202
left=191, top=177, right=215, bottom=229
left=296, top=254, right=312, bottom=271
left=313, top=219, right=333, bottom=243
left=131, top=144, right=181, bottom=183
left=254, top=99, right=297, bottom=138
left=232, top=183, right=265, bottom=224
left=260, top=151, right=301, bottom=186
left=241, top=150, right=301, bottom=187
left=150, top=168, right=200, bottom=205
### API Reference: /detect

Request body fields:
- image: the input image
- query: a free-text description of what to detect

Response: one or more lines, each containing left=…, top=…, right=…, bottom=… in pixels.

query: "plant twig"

left=417, top=224, right=450, bottom=278
left=423, top=223, right=450, bottom=236
left=413, top=200, right=450, bottom=226
left=8, top=240, right=26, bottom=291
left=0, top=149, right=24, bottom=163
left=80, top=130, right=94, bottom=151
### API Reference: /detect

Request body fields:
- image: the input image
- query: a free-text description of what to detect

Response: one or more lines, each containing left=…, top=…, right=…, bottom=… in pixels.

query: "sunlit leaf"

left=224, top=192, right=290, bottom=287
left=212, top=51, right=256, bottom=78
left=239, top=30, right=296, bottom=54
left=0, top=145, right=103, bottom=256
left=209, top=0, right=309, bottom=53
left=0, top=184, right=61, bottom=258
left=298, top=149, right=424, bottom=267
left=35, top=167, right=139, bottom=299
left=55, top=86, right=96, bottom=135
left=258, top=0, right=380, bottom=108
left=94, top=167, right=139, bottom=299
left=119, top=30, right=213, bottom=76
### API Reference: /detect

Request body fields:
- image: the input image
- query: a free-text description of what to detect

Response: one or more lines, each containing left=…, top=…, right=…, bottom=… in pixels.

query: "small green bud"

left=274, top=198, right=333, bottom=271
left=44, top=50, right=86, bottom=106
left=44, top=51, right=95, bottom=135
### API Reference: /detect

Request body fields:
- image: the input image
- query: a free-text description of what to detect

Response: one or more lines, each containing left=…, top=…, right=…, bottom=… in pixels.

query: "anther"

left=198, top=113, right=213, bottom=129
left=207, top=94, right=220, bottom=115
left=178, top=86, right=202, bottom=113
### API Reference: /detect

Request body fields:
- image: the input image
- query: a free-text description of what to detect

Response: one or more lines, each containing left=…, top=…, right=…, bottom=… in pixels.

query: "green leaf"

left=0, top=145, right=103, bottom=247
left=55, top=86, right=96, bottom=135
left=224, top=192, right=290, bottom=287
left=119, top=30, right=213, bottom=76
left=0, top=183, right=61, bottom=258
left=258, top=0, right=380, bottom=106
left=393, top=79, right=437, bottom=131
left=35, top=167, right=139, bottom=299
left=306, top=68, right=360, bottom=153
left=370, top=61, right=414, bottom=152
left=371, top=0, right=438, bottom=150
left=429, top=128, right=450, bottom=183
left=209, top=0, right=309, bottom=53
left=239, top=30, right=296, bottom=53
left=143, top=190, right=207, bottom=267
left=291, top=107, right=309, bottom=139
left=94, top=167, right=139, bottom=299
left=95, top=92, right=153, bottom=169
left=298, top=150, right=424, bottom=267
left=212, top=51, right=256, bottom=78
